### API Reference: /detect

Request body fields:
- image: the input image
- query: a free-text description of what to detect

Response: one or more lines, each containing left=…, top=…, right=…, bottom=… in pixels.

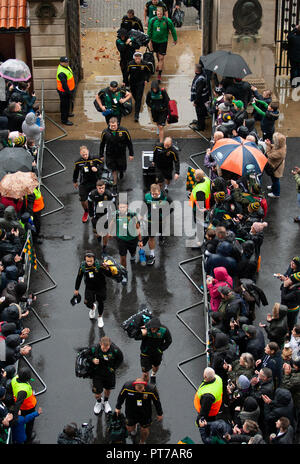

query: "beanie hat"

left=251, top=222, right=268, bottom=233
left=18, top=367, right=32, bottom=382
left=292, top=256, right=300, bottom=265
left=248, top=202, right=260, bottom=212
left=243, top=396, right=258, bottom=412
left=234, top=100, right=244, bottom=109
left=222, top=112, right=232, bottom=122
left=14, top=135, right=26, bottom=146
left=214, top=191, right=225, bottom=201
left=242, top=324, right=257, bottom=336
left=145, top=317, right=161, bottom=329
left=237, top=375, right=250, bottom=390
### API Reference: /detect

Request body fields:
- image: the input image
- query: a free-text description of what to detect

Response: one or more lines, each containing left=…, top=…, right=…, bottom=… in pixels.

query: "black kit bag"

left=143, top=47, right=155, bottom=75
left=121, top=307, right=152, bottom=339
left=75, top=347, right=94, bottom=378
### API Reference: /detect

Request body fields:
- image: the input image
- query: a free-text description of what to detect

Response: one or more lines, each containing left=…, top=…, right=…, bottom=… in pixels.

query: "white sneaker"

left=130, top=426, right=137, bottom=436
left=268, top=192, right=280, bottom=199
left=267, top=185, right=272, bottom=190
left=104, top=401, right=112, bottom=414
left=97, top=316, right=104, bottom=328
left=94, top=400, right=103, bottom=415
left=89, top=307, right=96, bottom=319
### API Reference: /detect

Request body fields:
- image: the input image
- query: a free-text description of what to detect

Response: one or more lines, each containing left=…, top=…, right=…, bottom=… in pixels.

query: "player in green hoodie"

left=148, top=7, right=177, bottom=81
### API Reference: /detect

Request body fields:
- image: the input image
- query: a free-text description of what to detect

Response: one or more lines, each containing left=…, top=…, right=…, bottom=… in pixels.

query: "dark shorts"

left=106, top=156, right=127, bottom=172
left=156, top=168, right=173, bottom=182
left=152, top=41, right=168, bottom=56
left=79, top=183, right=96, bottom=202
left=140, top=352, right=163, bottom=372
left=117, top=237, right=138, bottom=257
left=92, top=216, right=108, bottom=234
left=151, top=109, right=168, bottom=126
left=126, top=416, right=152, bottom=428
left=92, top=374, right=115, bottom=394
left=84, top=287, right=106, bottom=309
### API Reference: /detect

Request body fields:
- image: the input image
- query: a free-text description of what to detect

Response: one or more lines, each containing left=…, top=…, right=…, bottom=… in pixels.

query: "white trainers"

left=94, top=399, right=104, bottom=415
left=104, top=401, right=112, bottom=414
left=268, top=192, right=280, bottom=199
left=89, top=309, right=96, bottom=319
left=97, top=316, right=104, bottom=328
left=267, top=185, right=272, bottom=190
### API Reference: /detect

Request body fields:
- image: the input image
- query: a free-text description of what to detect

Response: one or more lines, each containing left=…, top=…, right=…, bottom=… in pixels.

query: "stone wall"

left=29, top=0, right=67, bottom=112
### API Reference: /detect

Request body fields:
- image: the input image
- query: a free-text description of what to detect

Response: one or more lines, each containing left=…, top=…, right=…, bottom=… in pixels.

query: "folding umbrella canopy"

left=0, top=171, right=38, bottom=199
left=0, top=59, right=31, bottom=82
left=210, top=138, right=267, bottom=176
left=0, top=147, right=33, bottom=173
left=200, top=51, right=251, bottom=79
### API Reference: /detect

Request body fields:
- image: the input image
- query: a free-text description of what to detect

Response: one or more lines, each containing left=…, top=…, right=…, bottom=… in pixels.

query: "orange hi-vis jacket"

left=56, top=64, right=75, bottom=93
left=194, top=374, right=223, bottom=417
left=11, top=375, right=37, bottom=411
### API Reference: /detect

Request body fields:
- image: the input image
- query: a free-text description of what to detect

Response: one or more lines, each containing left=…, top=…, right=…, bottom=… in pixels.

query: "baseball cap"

left=242, top=324, right=256, bottom=336
left=60, top=56, right=69, bottom=63
left=217, top=286, right=231, bottom=296
left=110, top=81, right=118, bottom=88
left=133, top=52, right=143, bottom=58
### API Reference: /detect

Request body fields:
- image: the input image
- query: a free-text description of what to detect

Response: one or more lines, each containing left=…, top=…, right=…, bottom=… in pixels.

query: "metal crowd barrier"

left=5, top=79, right=65, bottom=443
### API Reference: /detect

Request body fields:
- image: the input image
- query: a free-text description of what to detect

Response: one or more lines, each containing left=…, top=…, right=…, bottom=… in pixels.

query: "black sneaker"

left=146, top=255, right=155, bottom=266
left=134, top=115, right=139, bottom=122
left=61, top=120, right=73, bottom=126
left=150, top=375, right=156, bottom=384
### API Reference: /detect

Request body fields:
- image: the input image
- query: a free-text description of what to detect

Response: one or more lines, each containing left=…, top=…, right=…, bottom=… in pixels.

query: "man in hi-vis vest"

left=56, top=56, right=75, bottom=126
left=194, top=367, right=223, bottom=427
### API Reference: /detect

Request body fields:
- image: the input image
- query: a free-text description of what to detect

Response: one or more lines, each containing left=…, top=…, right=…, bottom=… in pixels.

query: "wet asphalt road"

left=20, top=134, right=300, bottom=444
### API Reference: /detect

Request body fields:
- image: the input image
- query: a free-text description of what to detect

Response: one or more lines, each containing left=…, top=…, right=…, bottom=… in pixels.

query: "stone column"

left=211, top=0, right=277, bottom=90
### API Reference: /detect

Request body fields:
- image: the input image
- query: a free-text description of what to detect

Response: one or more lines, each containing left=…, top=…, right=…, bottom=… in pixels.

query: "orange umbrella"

left=0, top=171, right=39, bottom=199
left=211, top=137, right=267, bottom=176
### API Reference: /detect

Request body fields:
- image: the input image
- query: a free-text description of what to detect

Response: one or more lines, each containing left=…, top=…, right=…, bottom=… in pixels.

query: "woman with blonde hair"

left=265, top=132, right=287, bottom=199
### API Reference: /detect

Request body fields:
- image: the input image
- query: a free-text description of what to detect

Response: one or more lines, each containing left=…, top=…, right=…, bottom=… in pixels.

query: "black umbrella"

left=0, top=147, right=33, bottom=173
left=201, top=50, right=252, bottom=79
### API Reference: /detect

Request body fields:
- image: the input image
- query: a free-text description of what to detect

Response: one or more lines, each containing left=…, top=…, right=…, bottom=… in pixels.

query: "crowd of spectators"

left=0, top=73, right=44, bottom=444
left=193, top=78, right=300, bottom=445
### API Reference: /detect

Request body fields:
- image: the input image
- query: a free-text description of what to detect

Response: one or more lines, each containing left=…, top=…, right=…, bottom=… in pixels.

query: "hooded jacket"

left=205, top=241, right=237, bottom=277
left=199, top=419, right=232, bottom=444
left=207, top=266, right=233, bottom=312
left=244, top=326, right=265, bottom=361
left=263, top=388, right=295, bottom=435
left=21, top=112, right=44, bottom=146
left=281, top=368, right=300, bottom=410
left=237, top=397, right=260, bottom=426
left=0, top=304, right=22, bottom=330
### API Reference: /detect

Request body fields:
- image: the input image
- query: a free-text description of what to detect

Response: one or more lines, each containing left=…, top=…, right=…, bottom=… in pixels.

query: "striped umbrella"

left=210, top=137, right=267, bottom=176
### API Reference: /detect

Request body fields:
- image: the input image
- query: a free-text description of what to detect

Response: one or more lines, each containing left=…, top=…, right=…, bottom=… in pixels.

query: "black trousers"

left=58, top=91, right=71, bottom=123
left=130, top=81, right=145, bottom=117
left=195, top=103, right=207, bottom=130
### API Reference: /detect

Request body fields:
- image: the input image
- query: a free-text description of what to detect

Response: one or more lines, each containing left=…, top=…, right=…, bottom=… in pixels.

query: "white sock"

left=150, top=249, right=155, bottom=257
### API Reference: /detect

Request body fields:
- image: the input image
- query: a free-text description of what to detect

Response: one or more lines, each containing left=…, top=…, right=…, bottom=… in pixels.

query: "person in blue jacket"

left=11, top=407, right=42, bottom=444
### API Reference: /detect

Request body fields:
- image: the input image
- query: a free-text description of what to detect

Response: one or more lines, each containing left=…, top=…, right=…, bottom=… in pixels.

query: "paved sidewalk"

left=80, top=0, right=200, bottom=29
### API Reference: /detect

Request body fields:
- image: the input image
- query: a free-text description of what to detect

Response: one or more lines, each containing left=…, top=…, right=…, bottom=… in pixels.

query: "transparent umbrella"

left=0, top=59, right=31, bottom=82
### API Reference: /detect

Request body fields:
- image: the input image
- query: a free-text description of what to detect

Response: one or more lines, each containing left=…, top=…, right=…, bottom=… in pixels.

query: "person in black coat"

left=205, top=241, right=238, bottom=278
left=120, top=9, right=144, bottom=32
left=259, top=303, right=288, bottom=349
left=262, top=388, right=295, bottom=437
left=270, top=417, right=294, bottom=444
left=99, top=117, right=134, bottom=192
left=223, top=78, right=252, bottom=109
left=255, top=342, right=283, bottom=389
left=242, top=324, right=265, bottom=361
left=3, top=102, right=26, bottom=132
left=288, top=25, right=300, bottom=87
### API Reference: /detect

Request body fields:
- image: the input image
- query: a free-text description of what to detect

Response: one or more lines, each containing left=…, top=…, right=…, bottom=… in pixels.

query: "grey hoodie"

left=21, top=112, right=44, bottom=146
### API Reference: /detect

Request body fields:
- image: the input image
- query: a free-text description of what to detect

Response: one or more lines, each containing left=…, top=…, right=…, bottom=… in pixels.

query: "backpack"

left=121, top=307, right=152, bottom=338
left=107, top=412, right=128, bottom=443
left=143, top=47, right=155, bottom=75
left=75, top=347, right=95, bottom=378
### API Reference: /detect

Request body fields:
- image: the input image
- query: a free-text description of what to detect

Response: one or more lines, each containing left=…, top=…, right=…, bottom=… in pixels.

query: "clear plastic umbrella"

left=0, top=59, right=31, bottom=82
